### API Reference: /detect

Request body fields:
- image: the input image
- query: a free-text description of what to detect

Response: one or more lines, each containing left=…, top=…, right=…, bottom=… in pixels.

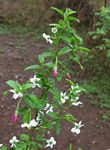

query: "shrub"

left=1, top=7, right=87, bottom=149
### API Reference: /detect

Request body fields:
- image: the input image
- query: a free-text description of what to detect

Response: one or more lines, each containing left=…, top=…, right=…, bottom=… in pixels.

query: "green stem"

left=35, top=86, right=50, bottom=119
left=40, top=86, right=50, bottom=99
left=16, top=98, right=22, bottom=111
left=37, top=117, right=63, bottom=128
left=55, top=57, right=58, bottom=67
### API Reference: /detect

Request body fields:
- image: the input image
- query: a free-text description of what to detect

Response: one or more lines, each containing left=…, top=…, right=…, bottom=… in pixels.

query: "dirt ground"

left=0, top=35, right=110, bottom=150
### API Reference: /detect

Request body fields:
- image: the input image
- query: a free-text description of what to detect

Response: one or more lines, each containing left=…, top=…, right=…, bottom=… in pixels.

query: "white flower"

left=51, top=27, right=57, bottom=33
left=61, top=92, right=69, bottom=104
left=44, top=103, right=50, bottom=110
left=9, top=136, right=19, bottom=148
left=21, top=119, right=38, bottom=129
left=48, top=39, right=53, bottom=44
left=29, top=119, right=39, bottom=127
left=71, top=121, right=84, bottom=134
left=46, top=106, right=53, bottom=114
left=71, top=84, right=79, bottom=90
left=71, top=85, right=81, bottom=94
left=0, top=144, right=3, bottom=147
left=46, top=137, right=56, bottom=149
left=30, top=75, right=37, bottom=83
left=76, top=90, right=81, bottom=94
left=10, top=89, right=23, bottom=99
left=21, top=123, right=29, bottom=128
left=72, top=101, right=82, bottom=106
left=36, top=114, right=40, bottom=122
left=43, top=33, right=53, bottom=44
left=30, top=75, right=41, bottom=88
left=44, top=103, right=54, bottom=114
left=43, top=33, right=50, bottom=41
left=75, top=97, right=79, bottom=101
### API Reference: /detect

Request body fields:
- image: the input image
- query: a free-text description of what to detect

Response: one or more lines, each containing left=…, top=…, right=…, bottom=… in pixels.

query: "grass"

left=83, top=73, right=110, bottom=109
left=0, top=24, right=44, bottom=40
left=82, top=73, right=110, bottom=122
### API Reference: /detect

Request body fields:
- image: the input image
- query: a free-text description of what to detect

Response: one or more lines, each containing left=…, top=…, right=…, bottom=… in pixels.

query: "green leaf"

left=36, top=135, right=46, bottom=141
left=51, top=7, right=64, bottom=16
left=50, top=23, right=63, bottom=29
left=68, top=16, right=79, bottom=22
left=24, top=94, right=38, bottom=108
left=49, top=87, right=61, bottom=105
left=6, top=80, right=20, bottom=89
left=56, top=121, right=61, bottom=135
left=39, top=51, right=55, bottom=63
left=23, top=108, right=31, bottom=123
left=47, top=112, right=59, bottom=119
left=20, top=134, right=30, bottom=141
left=107, top=50, right=110, bottom=57
left=25, top=65, right=40, bottom=71
left=74, top=34, right=83, bottom=43
left=44, top=62, right=54, bottom=69
left=3, top=91, right=8, bottom=96
left=79, top=46, right=90, bottom=52
left=62, top=36, right=72, bottom=43
left=58, top=46, right=72, bottom=56
left=64, top=114, right=76, bottom=123
left=69, top=143, right=73, bottom=150
left=66, top=27, right=76, bottom=34
left=22, top=83, right=32, bottom=90
left=18, top=107, right=28, bottom=115
left=65, top=8, right=76, bottom=16
left=1, top=146, right=7, bottom=150
left=16, top=143, right=27, bottom=150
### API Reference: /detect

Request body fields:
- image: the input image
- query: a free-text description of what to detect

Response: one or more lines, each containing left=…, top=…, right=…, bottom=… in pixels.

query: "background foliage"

left=0, top=0, right=105, bottom=28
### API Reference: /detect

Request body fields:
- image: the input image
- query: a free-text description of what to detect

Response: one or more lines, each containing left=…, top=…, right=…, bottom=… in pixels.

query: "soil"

left=0, top=35, right=110, bottom=150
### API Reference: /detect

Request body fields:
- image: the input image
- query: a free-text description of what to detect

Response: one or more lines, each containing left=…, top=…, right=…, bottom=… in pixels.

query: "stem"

left=35, top=86, right=50, bottom=119
left=26, top=145, right=30, bottom=150
left=16, top=98, right=22, bottom=111
left=55, top=57, right=58, bottom=67
left=69, top=143, right=73, bottom=150
left=40, top=86, right=50, bottom=99
left=37, top=117, right=63, bottom=128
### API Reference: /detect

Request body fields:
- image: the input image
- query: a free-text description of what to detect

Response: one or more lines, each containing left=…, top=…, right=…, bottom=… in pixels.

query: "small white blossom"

left=72, top=101, right=82, bottom=106
left=36, top=112, right=42, bottom=124
left=30, top=75, right=37, bottom=83
left=71, top=85, right=81, bottom=94
left=71, top=84, right=79, bottom=90
left=10, top=89, right=23, bottom=100
left=29, top=119, right=39, bottom=127
left=48, top=39, right=53, bottom=44
left=0, top=144, right=3, bottom=147
left=61, top=92, right=69, bottom=104
left=43, top=33, right=53, bottom=44
left=75, top=97, right=79, bottom=101
left=46, top=137, right=56, bottom=149
left=46, top=106, right=53, bottom=114
left=21, top=123, right=29, bottom=128
left=44, top=103, right=54, bottom=114
left=44, top=103, right=50, bottom=110
left=43, top=33, right=50, bottom=41
left=76, top=90, right=81, bottom=94
left=51, top=27, right=57, bottom=33
left=9, top=136, right=19, bottom=148
left=30, top=75, right=41, bottom=88
left=21, top=119, right=38, bottom=129
left=71, top=121, right=84, bottom=134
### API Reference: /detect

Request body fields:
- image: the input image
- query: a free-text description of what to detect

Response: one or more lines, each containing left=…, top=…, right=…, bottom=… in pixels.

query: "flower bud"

left=12, top=111, right=18, bottom=123
left=67, top=73, right=71, bottom=80
left=54, top=67, right=58, bottom=78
